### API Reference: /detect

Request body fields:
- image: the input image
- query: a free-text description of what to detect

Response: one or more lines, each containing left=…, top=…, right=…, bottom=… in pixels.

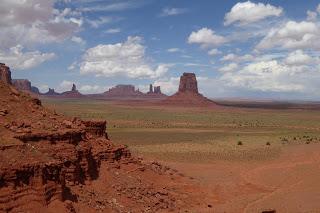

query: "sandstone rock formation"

left=0, top=66, right=211, bottom=212
left=12, top=79, right=32, bottom=91
left=178, top=73, right=198, bottom=93
left=44, top=88, right=60, bottom=96
left=146, top=84, right=166, bottom=98
left=163, top=72, right=216, bottom=106
left=61, top=84, right=84, bottom=98
left=12, top=79, right=41, bottom=95
left=31, top=86, right=40, bottom=94
left=0, top=63, right=11, bottom=85
left=104, top=84, right=144, bottom=98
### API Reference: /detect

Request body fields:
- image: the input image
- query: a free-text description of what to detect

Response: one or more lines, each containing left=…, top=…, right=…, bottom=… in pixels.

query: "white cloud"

left=284, top=50, right=317, bottom=66
left=79, top=85, right=108, bottom=94
left=256, top=21, right=320, bottom=50
left=80, top=36, right=170, bottom=79
left=221, top=60, right=304, bottom=92
left=87, top=16, right=114, bottom=28
left=218, top=63, right=238, bottom=73
left=317, top=4, right=320, bottom=13
left=152, top=77, right=179, bottom=95
left=224, top=1, right=283, bottom=26
left=37, top=84, right=49, bottom=93
left=167, top=48, right=182, bottom=53
left=71, top=36, right=86, bottom=45
left=207, top=49, right=222, bottom=56
left=307, top=10, right=317, bottom=21
left=0, top=0, right=81, bottom=48
left=80, top=1, right=144, bottom=12
left=104, top=28, right=121, bottom=34
left=188, top=28, right=227, bottom=48
left=221, top=53, right=254, bottom=62
left=0, top=45, right=55, bottom=70
left=58, top=80, right=74, bottom=92
left=160, top=7, right=188, bottom=17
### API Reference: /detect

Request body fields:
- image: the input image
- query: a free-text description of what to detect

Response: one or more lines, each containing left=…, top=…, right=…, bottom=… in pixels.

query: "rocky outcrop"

left=178, top=73, right=198, bottom=93
left=12, top=79, right=32, bottom=91
left=0, top=66, right=212, bottom=212
left=31, top=86, right=40, bottom=94
left=60, top=84, right=84, bottom=98
left=0, top=63, right=11, bottom=85
left=146, top=84, right=166, bottom=99
left=72, top=84, right=77, bottom=92
left=163, top=72, right=216, bottom=106
left=44, top=88, right=60, bottom=96
left=104, top=84, right=144, bottom=98
left=154, top=86, right=161, bottom=94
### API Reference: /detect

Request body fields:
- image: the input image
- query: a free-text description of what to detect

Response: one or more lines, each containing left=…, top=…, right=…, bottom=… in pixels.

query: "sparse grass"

left=42, top=98, right=320, bottom=162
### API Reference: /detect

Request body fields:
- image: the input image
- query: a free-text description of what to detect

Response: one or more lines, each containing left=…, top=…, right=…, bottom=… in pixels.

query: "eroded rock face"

left=154, top=86, right=161, bottom=94
left=163, top=72, right=216, bottom=106
left=72, top=84, right=77, bottom=92
left=104, top=84, right=143, bottom=97
left=0, top=63, right=12, bottom=85
left=44, top=88, right=60, bottom=96
left=31, top=86, right=40, bottom=94
left=12, top=79, right=32, bottom=91
left=178, top=72, right=198, bottom=93
left=0, top=66, right=211, bottom=212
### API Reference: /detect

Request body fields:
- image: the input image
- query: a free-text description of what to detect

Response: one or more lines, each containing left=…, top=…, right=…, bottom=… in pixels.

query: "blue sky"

left=1, top=0, right=320, bottom=100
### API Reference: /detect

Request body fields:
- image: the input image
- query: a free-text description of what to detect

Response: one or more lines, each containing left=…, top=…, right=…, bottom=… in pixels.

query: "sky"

left=1, top=0, right=320, bottom=100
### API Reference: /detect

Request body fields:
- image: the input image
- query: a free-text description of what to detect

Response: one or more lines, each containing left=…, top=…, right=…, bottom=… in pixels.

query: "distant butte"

left=60, top=83, right=84, bottom=98
left=163, top=72, right=217, bottom=106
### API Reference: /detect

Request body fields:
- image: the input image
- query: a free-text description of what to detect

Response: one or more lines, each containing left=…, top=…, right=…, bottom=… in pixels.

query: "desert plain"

left=43, top=98, right=320, bottom=213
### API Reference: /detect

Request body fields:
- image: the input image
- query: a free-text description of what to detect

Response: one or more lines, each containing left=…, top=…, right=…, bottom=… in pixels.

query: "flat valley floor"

left=43, top=99, right=320, bottom=213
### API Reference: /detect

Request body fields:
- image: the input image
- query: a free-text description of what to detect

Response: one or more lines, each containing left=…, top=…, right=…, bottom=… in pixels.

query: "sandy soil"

left=161, top=143, right=320, bottom=213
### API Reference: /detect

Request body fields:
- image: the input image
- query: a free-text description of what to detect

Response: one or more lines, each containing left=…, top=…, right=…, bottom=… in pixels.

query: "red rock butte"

left=163, top=72, right=217, bottom=107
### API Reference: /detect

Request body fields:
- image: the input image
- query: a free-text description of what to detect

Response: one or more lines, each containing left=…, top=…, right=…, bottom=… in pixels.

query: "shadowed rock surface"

left=12, top=79, right=32, bottom=91
left=44, top=88, right=60, bottom=96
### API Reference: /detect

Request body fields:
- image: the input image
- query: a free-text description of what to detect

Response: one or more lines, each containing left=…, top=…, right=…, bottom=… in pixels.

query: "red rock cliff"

left=0, top=63, right=12, bottom=85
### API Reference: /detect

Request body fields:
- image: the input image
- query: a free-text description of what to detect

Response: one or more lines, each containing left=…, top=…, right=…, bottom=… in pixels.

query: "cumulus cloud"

left=71, top=36, right=86, bottom=45
left=221, top=53, right=254, bottom=62
left=160, top=7, right=188, bottom=17
left=256, top=21, right=320, bottom=50
left=0, top=45, right=55, bottom=70
left=224, top=1, right=283, bottom=26
left=207, top=49, right=222, bottom=56
left=307, top=10, right=317, bottom=21
left=221, top=60, right=305, bottom=92
left=152, top=77, right=179, bottom=95
left=80, top=36, right=170, bottom=79
left=188, top=28, right=227, bottom=48
left=317, top=4, right=320, bottom=13
left=0, top=0, right=82, bottom=48
left=218, top=63, right=238, bottom=73
left=284, top=50, right=315, bottom=66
